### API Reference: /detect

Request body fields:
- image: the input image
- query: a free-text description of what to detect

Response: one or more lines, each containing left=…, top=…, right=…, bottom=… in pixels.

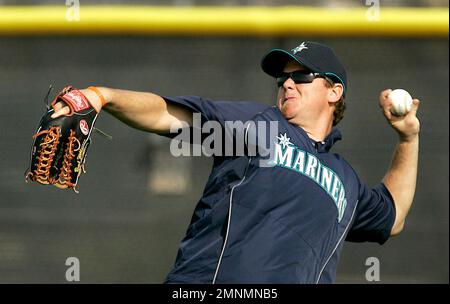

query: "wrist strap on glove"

left=88, top=86, right=107, bottom=107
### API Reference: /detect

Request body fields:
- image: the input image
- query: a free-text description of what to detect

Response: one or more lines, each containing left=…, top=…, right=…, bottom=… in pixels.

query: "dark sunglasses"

left=276, top=70, right=326, bottom=87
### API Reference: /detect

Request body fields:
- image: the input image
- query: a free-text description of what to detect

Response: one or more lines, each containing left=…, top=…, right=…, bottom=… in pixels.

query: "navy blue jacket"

left=161, top=96, right=396, bottom=284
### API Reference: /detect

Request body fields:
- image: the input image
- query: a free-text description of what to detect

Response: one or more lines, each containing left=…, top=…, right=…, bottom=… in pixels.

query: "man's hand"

left=51, top=88, right=104, bottom=119
left=379, top=89, right=420, bottom=141
left=379, top=89, right=420, bottom=236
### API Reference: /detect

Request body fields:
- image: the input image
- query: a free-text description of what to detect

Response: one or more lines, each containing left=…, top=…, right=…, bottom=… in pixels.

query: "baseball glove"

left=25, top=86, right=100, bottom=193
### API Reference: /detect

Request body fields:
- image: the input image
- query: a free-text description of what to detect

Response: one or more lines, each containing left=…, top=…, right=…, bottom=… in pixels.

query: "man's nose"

left=282, top=77, right=296, bottom=90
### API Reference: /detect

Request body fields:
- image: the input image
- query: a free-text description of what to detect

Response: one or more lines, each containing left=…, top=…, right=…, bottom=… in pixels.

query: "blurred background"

left=0, top=0, right=448, bottom=283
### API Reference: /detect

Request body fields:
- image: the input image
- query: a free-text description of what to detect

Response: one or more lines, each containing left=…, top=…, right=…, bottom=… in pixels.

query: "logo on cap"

left=292, top=42, right=308, bottom=55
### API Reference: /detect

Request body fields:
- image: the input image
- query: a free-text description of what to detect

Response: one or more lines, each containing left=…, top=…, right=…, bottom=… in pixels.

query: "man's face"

left=276, top=60, right=331, bottom=126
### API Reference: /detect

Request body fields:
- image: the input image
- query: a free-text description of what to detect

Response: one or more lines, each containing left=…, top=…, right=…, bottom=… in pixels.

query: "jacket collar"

left=298, top=127, right=342, bottom=153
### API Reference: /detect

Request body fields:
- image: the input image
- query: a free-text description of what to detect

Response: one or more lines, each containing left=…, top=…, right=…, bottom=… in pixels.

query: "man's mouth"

left=283, top=96, right=296, bottom=104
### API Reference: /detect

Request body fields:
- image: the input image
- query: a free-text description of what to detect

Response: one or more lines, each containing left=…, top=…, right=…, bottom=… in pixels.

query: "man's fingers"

left=52, top=101, right=63, bottom=112
left=379, top=89, right=392, bottom=108
left=382, top=89, right=392, bottom=99
left=408, top=99, right=420, bottom=116
left=378, top=89, right=393, bottom=118
left=50, top=105, right=70, bottom=118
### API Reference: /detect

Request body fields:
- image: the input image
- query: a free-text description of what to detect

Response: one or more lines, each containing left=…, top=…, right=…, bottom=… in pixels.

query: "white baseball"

left=389, top=89, right=413, bottom=116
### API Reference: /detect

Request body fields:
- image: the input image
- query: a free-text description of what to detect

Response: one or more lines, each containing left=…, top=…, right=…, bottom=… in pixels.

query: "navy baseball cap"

left=261, top=41, right=347, bottom=95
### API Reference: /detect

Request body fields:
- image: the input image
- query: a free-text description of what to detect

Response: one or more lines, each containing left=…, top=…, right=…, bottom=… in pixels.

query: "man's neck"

left=293, top=118, right=333, bottom=142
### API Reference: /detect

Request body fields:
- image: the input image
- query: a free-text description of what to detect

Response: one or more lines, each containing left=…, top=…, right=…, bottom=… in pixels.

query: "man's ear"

left=328, top=83, right=344, bottom=104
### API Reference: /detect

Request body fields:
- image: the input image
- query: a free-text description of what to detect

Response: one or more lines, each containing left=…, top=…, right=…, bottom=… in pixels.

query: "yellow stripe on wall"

left=0, top=6, right=448, bottom=37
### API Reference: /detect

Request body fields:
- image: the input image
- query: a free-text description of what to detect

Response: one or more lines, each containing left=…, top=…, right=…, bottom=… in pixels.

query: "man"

left=51, top=41, right=420, bottom=283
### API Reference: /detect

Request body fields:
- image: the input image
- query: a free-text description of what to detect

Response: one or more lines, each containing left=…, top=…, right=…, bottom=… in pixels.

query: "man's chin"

left=280, top=107, right=295, bottom=120
left=279, top=101, right=299, bottom=118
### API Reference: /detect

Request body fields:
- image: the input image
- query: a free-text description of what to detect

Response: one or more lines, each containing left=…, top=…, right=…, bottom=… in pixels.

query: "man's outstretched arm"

left=378, top=89, right=420, bottom=236
left=52, top=87, right=193, bottom=133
